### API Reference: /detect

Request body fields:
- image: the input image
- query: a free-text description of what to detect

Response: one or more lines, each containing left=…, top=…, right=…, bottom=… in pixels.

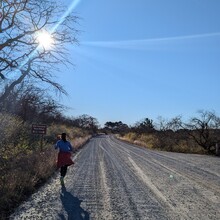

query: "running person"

left=55, top=133, right=74, bottom=184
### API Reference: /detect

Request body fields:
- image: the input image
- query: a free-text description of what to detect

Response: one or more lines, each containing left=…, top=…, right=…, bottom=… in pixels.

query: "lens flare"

left=17, top=0, right=82, bottom=71
left=37, top=31, right=54, bottom=49
left=82, top=32, right=220, bottom=50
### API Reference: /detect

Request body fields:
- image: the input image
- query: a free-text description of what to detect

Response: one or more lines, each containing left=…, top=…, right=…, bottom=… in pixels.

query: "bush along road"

left=10, top=135, right=220, bottom=220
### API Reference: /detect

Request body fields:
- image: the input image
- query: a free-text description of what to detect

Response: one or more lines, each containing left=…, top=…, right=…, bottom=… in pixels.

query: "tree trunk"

left=0, top=63, right=31, bottom=104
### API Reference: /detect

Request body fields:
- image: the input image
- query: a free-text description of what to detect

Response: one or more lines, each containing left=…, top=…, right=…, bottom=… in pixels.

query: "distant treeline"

left=102, top=111, right=220, bottom=155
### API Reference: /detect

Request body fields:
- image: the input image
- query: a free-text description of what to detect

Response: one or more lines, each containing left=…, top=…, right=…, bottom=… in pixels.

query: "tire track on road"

left=100, top=140, right=172, bottom=220
left=109, top=136, right=220, bottom=219
left=111, top=137, right=220, bottom=195
left=99, top=159, right=113, bottom=220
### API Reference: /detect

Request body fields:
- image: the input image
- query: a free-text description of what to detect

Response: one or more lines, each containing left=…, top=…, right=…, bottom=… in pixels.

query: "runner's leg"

left=60, top=165, right=68, bottom=177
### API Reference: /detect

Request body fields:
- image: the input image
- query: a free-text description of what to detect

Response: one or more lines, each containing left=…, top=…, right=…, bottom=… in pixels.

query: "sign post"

left=32, top=124, right=47, bottom=150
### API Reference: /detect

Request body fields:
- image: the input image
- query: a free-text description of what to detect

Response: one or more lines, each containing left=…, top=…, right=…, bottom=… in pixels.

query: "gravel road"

left=10, top=135, right=220, bottom=220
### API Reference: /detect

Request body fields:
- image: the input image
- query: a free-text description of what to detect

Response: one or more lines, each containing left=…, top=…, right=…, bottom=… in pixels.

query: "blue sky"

left=58, top=0, right=220, bottom=126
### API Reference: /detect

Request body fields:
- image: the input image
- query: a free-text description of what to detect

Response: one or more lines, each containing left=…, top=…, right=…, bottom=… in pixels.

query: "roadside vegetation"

left=0, top=84, right=99, bottom=219
left=103, top=111, right=220, bottom=155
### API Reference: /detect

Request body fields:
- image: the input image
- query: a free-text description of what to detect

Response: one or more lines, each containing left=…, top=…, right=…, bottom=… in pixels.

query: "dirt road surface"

left=10, top=135, right=220, bottom=220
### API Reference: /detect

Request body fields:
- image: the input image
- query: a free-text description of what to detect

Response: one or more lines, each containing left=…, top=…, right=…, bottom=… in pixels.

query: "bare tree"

left=156, top=113, right=220, bottom=153
left=0, top=0, right=79, bottom=103
left=1, top=81, right=65, bottom=122
left=184, top=110, right=220, bottom=152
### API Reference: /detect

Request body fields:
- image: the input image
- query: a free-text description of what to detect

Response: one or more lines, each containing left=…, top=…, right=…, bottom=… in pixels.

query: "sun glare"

left=37, top=31, right=54, bottom=49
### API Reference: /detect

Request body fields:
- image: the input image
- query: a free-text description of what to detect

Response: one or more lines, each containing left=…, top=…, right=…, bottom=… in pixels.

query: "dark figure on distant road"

left=55, top=133, right=74, bottom=184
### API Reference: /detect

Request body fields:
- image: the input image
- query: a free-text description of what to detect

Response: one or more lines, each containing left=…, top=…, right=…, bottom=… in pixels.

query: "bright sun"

left=37, top=31, right=54, bottom=49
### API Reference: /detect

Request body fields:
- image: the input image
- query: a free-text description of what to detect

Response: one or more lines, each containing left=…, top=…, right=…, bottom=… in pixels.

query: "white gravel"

left=10, top=135, right=220, bottom=220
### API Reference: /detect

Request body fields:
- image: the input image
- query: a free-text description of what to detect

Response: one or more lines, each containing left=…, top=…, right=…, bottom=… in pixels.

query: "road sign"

left=32, top=124, right=47, bottom=135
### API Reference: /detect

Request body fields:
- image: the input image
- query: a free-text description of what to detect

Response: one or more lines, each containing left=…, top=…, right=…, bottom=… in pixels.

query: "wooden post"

left=216, top=143, right=220, bottom=156
left=40, top=134, right=43, bottom=151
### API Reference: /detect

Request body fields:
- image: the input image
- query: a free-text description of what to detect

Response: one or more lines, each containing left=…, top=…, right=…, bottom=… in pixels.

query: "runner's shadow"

left=59, top=185, right=90, bottom=220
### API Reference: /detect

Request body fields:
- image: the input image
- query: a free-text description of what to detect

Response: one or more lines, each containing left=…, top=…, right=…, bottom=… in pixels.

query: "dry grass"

left=120, top=132, right=207, bottom=154
left=0, top=114, right=91, bottom=219
left=121, top=132, right=158, bottom=150
left=0, top=148, right=57, bottom=219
